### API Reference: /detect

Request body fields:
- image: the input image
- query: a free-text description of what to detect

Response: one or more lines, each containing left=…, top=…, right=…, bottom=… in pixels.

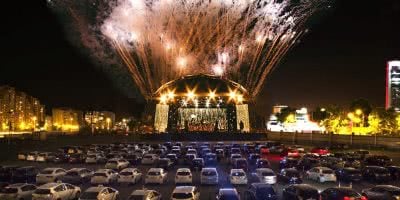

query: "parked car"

left=32, top=182, right=81, bottom=200
left=254, top=168, right=277, bottom=185
left=282, top=184, right=319, bottom=200
left=248, top=153, right=261, bottom=165
left=69, top=154, right=86, bottom=164
left=230, top=154, right=242, bottom=165
left=244, top=183, right=277, bottom=200
left=278, top=168, right=302, bottom=184
left=36, top=168, right=67, bottom=184
left=205, top=153, right=217, bottom=166
left=256, top=158, right=271, bottom=169
left=80, top=186, right=119, bottom=200
left=335, top=167, right=362, bottom=182
left=320, top=187, right=366, bottom=200
left=145, top=168, right=168, bottom=184
left=191, top=158, right=205, bottom=171
left=141, top=154, right=159, bottom=165
left=0, top=183, right=37, bottom=200
left=0, top=165, right=19, bottom=182
left=280, top=157, right=299, bottom=169
left=229, top=169, right=248, bottom=185
left=184, top=154, right=197, bottom=165
left=26, top=151, right=39, bottom=161
left=166, top=154, right=178, bottom=165
left=105, top=159, right=130, bottom=171
left=127, top=189, right=162, bottom=200
left=310, top=147, right=329, bottom=156
left=232, top=158, right=249, bottom=172
left=12, top=166, right=39, bottom=183
left=117, top=168, right=142, bottom=185
left=305, top=167, right=337, bottom=183
left=85, top=154, right=107, bottom=164
left=171, top=186, right=200, bottom=200
left=297, top=157, right=320, bottom=171
left=62, top=168, right=93, bottom=184
left=200, top=168, right=219, bottom=185
left=53, top=153, right=70, bottom=163
left=364, top=155, right=392, bottom=167
left=17, top=152, right=27, bottom=161
left=362, top=185, right=400, bottom=200
left=36, top=152, right=56, bottom=162
left=90, top=169, right=118, bottom=185
left=175, top=168, right=193, bottom=185
left=386, top=166, right=400, bottom=180
left=362, top=166, right=391, bottom=182
left=125, top=154, right=141, bottom=165
left=216, top=188, right=239, bottom=200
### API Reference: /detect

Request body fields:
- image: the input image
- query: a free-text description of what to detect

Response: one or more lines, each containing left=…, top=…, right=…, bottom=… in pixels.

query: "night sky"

left=1, top=0, right=399, bottom=117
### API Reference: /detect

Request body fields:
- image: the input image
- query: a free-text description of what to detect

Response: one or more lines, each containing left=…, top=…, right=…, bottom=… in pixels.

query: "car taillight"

left=360, top=196, right=367, bottom=200
left=343, top=197, right=350, bottom=200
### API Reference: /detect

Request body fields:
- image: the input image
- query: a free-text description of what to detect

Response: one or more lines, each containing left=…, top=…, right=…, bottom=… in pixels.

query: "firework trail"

left=48, top=0, right=332, bottom=100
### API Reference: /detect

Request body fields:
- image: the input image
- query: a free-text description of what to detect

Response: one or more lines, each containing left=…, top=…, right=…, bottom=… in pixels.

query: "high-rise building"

left=52, top=108, right=83, bottom=132
left=84, top=111, right=116, bottom=131
left=386, top=60, right=400, bottom=111
left=0, top=86, right=45, bottom=131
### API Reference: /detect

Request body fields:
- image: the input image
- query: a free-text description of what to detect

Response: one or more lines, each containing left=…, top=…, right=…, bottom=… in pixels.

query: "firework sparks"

left=49, top=0, right=332, bottom=100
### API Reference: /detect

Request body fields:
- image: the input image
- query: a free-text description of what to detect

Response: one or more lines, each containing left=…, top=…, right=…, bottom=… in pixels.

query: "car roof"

left=374, top=185, right=400, bottom=191
left=121, top=168, right=138, bottom=172
left=173, top=186, right=196, bottom=193
left=85, top=186, right=107, bottom=192
left=202, top=168, right=217, bottom=171
left=38, top=183, right=62, bottom=189
left=69, top=168, right=87, bottom=172
left=291, top=184, right=318, bottom=191
left=177, top=168, right=191, bottom=172
left=130, top=189, right=154, bottom=195
left=251, top=183, right=274, bottom=189
left=42, top=168, right=63, bottom=171
left=148, top=168, right=163, bottom=172
left=230, top=169, right=245, bottom=173
left=256, top=168, right=273, bottom=172
left=8, top=183, right=29, bottom=188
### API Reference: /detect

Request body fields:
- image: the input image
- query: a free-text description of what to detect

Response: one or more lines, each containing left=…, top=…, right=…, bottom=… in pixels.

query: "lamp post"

left=106, top=118, right=111, bottom=131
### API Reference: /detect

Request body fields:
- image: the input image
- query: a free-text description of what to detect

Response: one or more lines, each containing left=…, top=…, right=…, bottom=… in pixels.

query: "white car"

left=32, top=182, right=81, bottom=200
left=254, top=168, right=277, bottom=184
left=105, top=158, right=130, bottom=170
left=175, top=168, right=193, bottom=184
left=0, top=183, right=37, bottom=200
left=142, top=154, right=159, bottom=165
left=230, top=154, right=242, bottom=164
left=229, top=169, right=248, bottom=185
left=90, top=169, right=118, bottom=185
left=117, top=168, right=142, bottom=184
left=79, top=186, right=119, bottom=200
left=85, top=154, right=103, bottom=164
left=145, top=168, right=168, bottom=184
left=171, top=186, right=200, bottom=200
left=306, top=167, right=337, bottom=183
left=36, top=168, right=67, bottom=184
left=36, top=152, right=54, bottom=162
left=200, top=168, right=219, bottom=185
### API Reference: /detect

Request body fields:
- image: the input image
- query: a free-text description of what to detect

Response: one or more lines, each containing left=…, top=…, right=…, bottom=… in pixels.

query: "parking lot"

left=1, top=141, right=400, bottom=200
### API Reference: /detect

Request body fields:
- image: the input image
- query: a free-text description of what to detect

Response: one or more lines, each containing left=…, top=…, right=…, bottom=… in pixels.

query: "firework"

left=48, top=0, right=331, bottom=100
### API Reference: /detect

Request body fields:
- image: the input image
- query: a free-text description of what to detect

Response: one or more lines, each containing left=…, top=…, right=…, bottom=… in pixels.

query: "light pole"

left=106, top=117, right=111, bottom=131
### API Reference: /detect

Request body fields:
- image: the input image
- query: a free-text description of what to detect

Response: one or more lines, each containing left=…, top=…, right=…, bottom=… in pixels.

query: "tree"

left=350, top=99, right=372, bottom=127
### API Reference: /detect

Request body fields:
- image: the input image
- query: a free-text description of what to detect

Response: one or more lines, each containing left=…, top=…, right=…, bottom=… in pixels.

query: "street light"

left=106, top=118, right=111, bottom=131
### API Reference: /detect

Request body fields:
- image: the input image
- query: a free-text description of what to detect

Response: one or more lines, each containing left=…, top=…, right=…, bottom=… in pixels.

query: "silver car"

left=32, top=183, right=81, bottom=200
left=200, top=168, right=219, bottom=185
left=0, top=183, right=37, bottom=200
left=62, top=168, right=94, bottom=184
left=145, top=168, right=168, bottom=184
left=36, top=168, right=66, bottom=184
left=254, top=168, right=277, bottom=184
left=79, top=186, right=119, bottom=200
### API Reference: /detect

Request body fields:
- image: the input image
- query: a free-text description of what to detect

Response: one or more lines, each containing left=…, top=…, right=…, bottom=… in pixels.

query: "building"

left=84, top=111, right=116, bottom=131
left=52, top=108, right=83, bottom=132
left=386, top=60, right=400, bottom=111
left=153, top=74, right=250, bottom=133
left=0, top=86, right=45, bottom=131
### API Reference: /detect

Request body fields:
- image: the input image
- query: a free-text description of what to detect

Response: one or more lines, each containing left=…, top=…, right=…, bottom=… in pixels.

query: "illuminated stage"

left=153, top=74, right=250, bottom=133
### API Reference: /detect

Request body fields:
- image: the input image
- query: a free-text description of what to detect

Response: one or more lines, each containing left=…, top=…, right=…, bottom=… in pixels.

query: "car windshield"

left=219, top=194, right=239, bottom=200
left=66, top=172, right=79, bottom=176
left=94, top=173, right=107, bottom=177
left=262, top=172, right=274, bottom=176
left=80, top=191, right=99, bottom=199
left=322, top=170, right=334, bottom=174
left=177, top=171, right=191, bottom=176
left=148, top=172, right=160, bottom=176
left=232, top=172, right=245, bottom=176
left=202, top=171, right=216, bottom=176
left=34, top=189, right=51, bottom=194
left=144, top=155, right=153, bottom=159
left=40, top=170, right=54, bottom=175
left=172, top=193, right=193, bottom=199
left=120, top=172, right=133, bottom=176
left=1, top=188, right=18, bottom=193
left=107, top=161, right=118, bottom=164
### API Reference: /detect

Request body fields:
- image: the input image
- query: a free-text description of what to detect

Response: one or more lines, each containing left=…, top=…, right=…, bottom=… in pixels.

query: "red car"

left=311, top=147, right=329, bottom=155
